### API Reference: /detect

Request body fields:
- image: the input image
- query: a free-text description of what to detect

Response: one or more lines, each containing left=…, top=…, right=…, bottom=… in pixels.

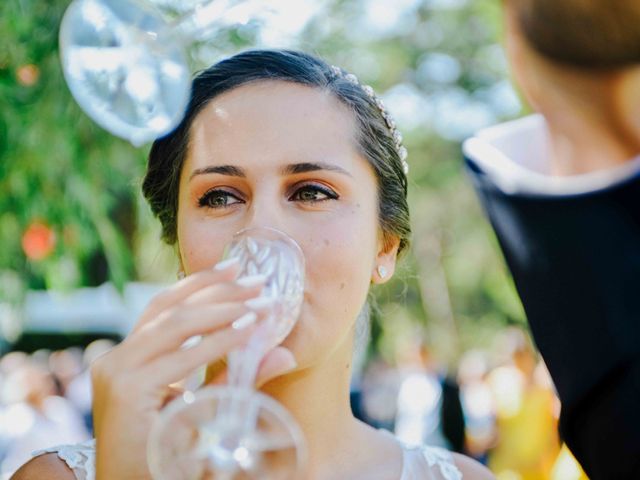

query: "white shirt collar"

left=463, top=114, right=640, bottom=195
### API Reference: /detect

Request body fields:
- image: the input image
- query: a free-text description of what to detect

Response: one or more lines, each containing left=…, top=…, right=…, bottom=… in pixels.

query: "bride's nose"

left=242, top=186, right=288, bottom=233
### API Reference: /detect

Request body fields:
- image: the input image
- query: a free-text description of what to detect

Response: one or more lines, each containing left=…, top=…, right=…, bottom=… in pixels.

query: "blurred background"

left=0, top=0, right=587, bottom=478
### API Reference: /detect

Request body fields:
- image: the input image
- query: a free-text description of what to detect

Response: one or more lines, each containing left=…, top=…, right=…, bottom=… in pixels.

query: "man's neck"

left=543, top=102, right=640, bottom=176
left=528, top=59, right=640, bottom=175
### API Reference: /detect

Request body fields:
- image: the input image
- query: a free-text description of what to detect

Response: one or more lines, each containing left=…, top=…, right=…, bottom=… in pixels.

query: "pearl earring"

left=377, top=265, right=388, bottom=279
left=177, top=270, right=186, bottom=280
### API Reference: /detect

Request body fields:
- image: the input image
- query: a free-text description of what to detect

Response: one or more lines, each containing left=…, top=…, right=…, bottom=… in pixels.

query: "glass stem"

left=219, top=332, right=268, bottom=429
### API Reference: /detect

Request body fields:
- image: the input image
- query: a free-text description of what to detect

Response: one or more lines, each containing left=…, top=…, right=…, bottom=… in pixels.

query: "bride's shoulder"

left=11, top=439, right=95, bottom=480
left=10, top=453, right=76, bottom=480
left=449, top=452, right=495, bottom=480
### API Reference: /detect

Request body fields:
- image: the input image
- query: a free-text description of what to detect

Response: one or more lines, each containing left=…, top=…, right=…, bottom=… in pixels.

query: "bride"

left=12, top=49, right=494, bottom=480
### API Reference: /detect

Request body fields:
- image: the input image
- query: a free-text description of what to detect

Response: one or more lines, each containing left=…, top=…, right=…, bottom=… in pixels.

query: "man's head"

left=504, top=0, right=640, bottom=169
left=509, top=0, right=640, bottom=69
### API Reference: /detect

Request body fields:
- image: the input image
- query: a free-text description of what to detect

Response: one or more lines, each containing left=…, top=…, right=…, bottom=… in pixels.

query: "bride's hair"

left=143, top=49, right=411, bottom=255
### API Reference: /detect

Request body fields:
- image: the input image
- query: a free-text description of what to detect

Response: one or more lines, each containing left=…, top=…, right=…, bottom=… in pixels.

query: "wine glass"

left=58, top=0, right=192, bottom=146
left=58, top=0, right=272, bottom=146
left=147, top=227, right=307, bottom=479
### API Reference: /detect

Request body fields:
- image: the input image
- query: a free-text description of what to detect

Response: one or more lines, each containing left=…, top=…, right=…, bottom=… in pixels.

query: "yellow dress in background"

left=488, top=366, right=560, bottom=480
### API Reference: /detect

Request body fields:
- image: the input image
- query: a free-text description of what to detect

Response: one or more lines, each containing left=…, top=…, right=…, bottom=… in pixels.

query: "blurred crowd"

left=0, top=330, right=587, bottom=479
left=0, top=340, right=114, bottom=477
left=353, top=329, right=588, bottom=480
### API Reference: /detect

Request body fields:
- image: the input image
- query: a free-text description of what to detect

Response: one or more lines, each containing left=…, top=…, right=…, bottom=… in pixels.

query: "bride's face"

left=176, top=80, right=394, bottom=366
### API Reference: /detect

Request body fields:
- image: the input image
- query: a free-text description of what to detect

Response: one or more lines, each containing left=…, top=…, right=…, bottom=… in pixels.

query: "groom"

left=464, top=0, right=640, bottom=478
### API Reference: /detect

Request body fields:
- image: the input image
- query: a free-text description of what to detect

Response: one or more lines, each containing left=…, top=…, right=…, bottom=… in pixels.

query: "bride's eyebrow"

left=281, top=162, right=352, bottom=177
left=189, top=165, right=245, bottom=180
left=189, top=162, right=353, bottom=181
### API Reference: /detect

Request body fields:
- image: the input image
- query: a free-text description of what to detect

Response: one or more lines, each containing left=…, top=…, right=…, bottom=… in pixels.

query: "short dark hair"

left=512, top=0, right=640, bottom=68
left=142, top=49, right=411, bottom=255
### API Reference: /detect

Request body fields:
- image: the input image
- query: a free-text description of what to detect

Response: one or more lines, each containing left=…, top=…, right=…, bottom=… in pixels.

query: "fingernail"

left=236, top=274, right=267, bottom=287
left=283, top=355, right=297, bottom=372
left=232, top=311, right=258, bottom=330
left=214, top=257, right=240, bottom=271
left=181, top=335, right=202, bottom=350
left=245, top=296, right=276, bottom=310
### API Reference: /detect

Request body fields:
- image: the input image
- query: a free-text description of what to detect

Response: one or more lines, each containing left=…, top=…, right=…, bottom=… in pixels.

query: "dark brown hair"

left=512, top=0, right=640, bottom=68
left=142, top=49, right=411, bottom=255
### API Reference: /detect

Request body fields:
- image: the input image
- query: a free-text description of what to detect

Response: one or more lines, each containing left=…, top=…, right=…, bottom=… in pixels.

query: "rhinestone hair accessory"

left=330, top=65, right=409, bottom=175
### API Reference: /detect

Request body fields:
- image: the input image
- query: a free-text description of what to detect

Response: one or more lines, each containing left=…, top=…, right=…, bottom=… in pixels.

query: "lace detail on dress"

left=378, top=427, right=463, bottom=480
left=420, top=445, right=463, bottom=480
left=29, top=436, right=463, bottom=480
left=32, top=439, right=96, bottom=480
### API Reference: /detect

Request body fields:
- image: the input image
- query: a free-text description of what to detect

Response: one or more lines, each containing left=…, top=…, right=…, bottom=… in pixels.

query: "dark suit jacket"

left=465, top=155, right=640, bottom=479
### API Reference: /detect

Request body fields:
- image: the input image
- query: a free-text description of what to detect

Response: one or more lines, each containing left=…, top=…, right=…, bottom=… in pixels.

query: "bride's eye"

left=289, top=183, right=339, bottom=203
left=198, top=189, right=243, bottom=208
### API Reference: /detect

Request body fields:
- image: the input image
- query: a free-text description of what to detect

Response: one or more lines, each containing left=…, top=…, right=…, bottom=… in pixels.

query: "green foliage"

left=1, top=0, right=144, bottom=293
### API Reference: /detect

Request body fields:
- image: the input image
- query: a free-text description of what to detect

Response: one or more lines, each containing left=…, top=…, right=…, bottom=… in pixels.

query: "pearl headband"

left=330, top=65, right=409, bottom=175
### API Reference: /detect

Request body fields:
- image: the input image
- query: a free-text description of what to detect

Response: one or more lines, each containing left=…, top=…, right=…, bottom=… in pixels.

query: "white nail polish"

left=181, top=335, right=202, bottom=350
left=232, top=311, right=257, bottom=330
left=284, top=358, right=298, bottom=371
left=236, top=274, right=267, bottom=287
left=214, top=257, right=240, bottom=271
left=245, top=296, right=276, bottom=310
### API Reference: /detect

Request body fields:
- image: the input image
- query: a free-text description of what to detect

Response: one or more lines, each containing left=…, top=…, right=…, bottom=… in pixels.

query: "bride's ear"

left=373, top=234, right=400, bottom=284
left=175, top=241, right=186, bottom=278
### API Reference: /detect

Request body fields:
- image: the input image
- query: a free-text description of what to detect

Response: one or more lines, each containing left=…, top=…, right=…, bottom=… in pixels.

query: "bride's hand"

left=90, top=262, right=295, bottom=480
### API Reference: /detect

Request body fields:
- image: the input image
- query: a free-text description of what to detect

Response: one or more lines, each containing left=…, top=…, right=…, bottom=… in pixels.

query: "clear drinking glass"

left=147, top=227, right=307, bottom=479
left=58, top=0, right=272, bottom=145
left=58, top=0, right=192, bottom=146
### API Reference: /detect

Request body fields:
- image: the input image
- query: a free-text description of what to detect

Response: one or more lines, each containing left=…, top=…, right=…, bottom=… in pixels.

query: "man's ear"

left=612, top=66, right=640, bottom=149
left=373, top=234, right=401, bottom=284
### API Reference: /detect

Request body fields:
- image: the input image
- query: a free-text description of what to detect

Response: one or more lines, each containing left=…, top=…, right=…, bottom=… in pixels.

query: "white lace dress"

left=32, top=436, right=463, bottom=480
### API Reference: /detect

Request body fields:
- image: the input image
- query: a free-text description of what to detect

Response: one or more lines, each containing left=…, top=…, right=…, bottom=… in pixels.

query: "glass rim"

left=229, top=227, right=305, bottom=265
